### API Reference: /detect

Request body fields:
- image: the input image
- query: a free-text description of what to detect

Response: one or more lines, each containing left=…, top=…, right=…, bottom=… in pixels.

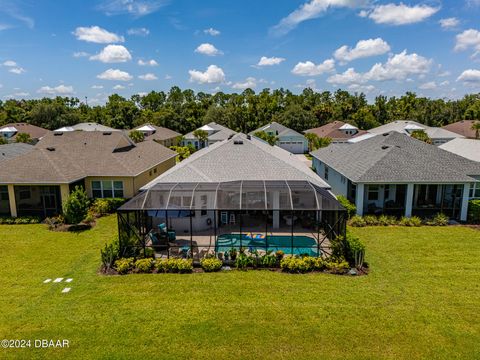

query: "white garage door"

left=278, top=141, right=304, bottom=154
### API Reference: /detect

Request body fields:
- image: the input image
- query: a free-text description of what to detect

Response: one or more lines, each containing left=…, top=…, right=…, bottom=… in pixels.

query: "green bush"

left=114, top=257, right=134, bottom=275
left=235, top=253, right=252, bottom=270
left=399, top=216, right=422, bottom=227
left=155, top=259, right=193, bottom=274
left=349, top=215, right=366, bottom=227
left=280, top=256, right=311, bottom=273
left=325, top=259, right=350, bottom=274
left=0, top=216, right=40, bottom=225
left=200, top=257, right=223, bottom=272
left=260, top=251, right=277, bottom=268
left=337, top=195, right=356, bottom=219
left=363, top=215, right=379, bottom=226
left=63, top=186, right=89, bottom=225
left=343, top=232, right=365, bottom=268
left=91, top=198, right=126, bottom=216
left=135, top=258, right=154, bottom=273
left=426, top=213, right=449, bottom=226
left=100, top=238, right=120, bottom=271
left=468, top=199, right=480, bottom=224
left=377, top=215, right=397, bottom=226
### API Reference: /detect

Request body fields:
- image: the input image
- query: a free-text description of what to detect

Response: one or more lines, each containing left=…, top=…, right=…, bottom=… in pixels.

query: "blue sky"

left=1, top=0, right=480, bottom=103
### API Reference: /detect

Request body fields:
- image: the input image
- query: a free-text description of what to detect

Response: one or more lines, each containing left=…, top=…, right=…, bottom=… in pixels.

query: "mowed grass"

left=0, top=216, right=479, bottom=360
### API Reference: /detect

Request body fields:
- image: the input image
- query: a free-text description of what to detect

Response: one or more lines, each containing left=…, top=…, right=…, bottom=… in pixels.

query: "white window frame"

left=92, top=180, right=124, bottom=198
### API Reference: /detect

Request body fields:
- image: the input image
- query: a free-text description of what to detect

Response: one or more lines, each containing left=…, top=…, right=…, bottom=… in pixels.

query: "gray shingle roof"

left=183, top=122, right=236, bottom=141
left=311, top=131, right=480, bottom=183
left=142, top=133, right=329, bottom=189
left=133, top=124, right=181, bottom=141
left=250, top=121, right=304, bottom=137
left=0, top=143, right=34, bottom=163
left=368, top=120, right=463, bottom=140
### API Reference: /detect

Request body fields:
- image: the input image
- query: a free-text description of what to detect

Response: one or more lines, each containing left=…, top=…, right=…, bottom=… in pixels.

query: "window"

left=368, top=185, right=379, bottom=201
left=18, top=187, right=31, bottom=200
left=91, top=180, right=124, bottom=198
left=384, top=184, right=390, bottom=200
left=324, top=166, right=329, bottom=181
left=341, top=176, right=346, bottom=184
left=0, top=186, right=8, bottom=201
left=201, top=194, right=207, bottom=216
left=470, top=183, right=480, bottom=199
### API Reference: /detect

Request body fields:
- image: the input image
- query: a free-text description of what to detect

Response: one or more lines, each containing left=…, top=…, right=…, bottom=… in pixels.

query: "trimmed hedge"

left=468, top=200, right=480, bottom=224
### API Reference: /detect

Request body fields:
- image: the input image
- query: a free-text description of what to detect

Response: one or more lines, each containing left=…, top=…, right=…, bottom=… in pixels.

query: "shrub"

left=280, top=256, right=310, bottom=273
left=235, top=253, right=251, bottom=270
left=155, top=259, right=193, bottom=274
left=343, top=232, right=365, bottom=268
left=399, top=216, right=422, bottom=227
left=100, top=238, right=120, bottom=271
left=90, top=198, right=126, bottom=216
left=426, top=213, right=449, bottom=226
left=0, top=216, right=40, bottom=225
left=114, top=257, right=134, bottom=275
left=200, top=257, right=223, bottom=272
left=468, top=199, right=480, bottom=224
left=337, top=195, right=356, bottom=219
left=377, top=215, right=397, bottom=226
left=260, top=251, right=277, bottom=268
left=325, top=259, right=350, bottom=274
left=63, top=186, right=89, bottom=224
left=363, top=215, right=379, bottom=226
left=275, top=250, right=284, bottom=261
left=135, top=258, right=154, bottom=273
left=349, top=215, right=366, bottom=227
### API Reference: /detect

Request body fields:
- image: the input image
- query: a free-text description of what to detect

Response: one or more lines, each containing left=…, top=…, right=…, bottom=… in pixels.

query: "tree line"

left=1, top=87, right=479, bottom=135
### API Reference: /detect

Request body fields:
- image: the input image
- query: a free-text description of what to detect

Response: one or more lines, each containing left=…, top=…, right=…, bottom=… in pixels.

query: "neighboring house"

left=311, top=132, right=480, bottom=221
left=0, top=131, right=176, bottom=218
left=442, top=120, right=480, bottom=139
left=182, top=122, right=236, bottom=149
left=0, top=123, right=51, bottom=143
left=0, top=143, right=35, bottom=216
left=250, top=122, right=308, bottom=154
left=118, top=133, right=345, bottom=258
left=132, top=124, right=181, bottom=147
left=305, top=121, right=367, bottom=143
left=439, top=138, right=480, bottom=162
left=54, top=122, right=119, bottom=132
left=368, top=120, right=463, bottom=145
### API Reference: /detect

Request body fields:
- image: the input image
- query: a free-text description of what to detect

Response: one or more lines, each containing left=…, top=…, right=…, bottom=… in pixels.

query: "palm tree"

left=193, top=129, right=209, bottom=148
left=471, top=121, right=480, bottom=139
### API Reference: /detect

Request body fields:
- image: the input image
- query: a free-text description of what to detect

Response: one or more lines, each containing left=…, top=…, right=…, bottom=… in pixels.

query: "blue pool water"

left=215, top=234, right=319, bottom=256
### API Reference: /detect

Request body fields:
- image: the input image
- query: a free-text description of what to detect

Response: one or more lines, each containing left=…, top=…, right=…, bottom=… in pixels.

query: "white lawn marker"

left=43, top=279, right=52, bottom=283
left=65, top=278, right=73, bottom=283
left=53, top=278, right=63, bottom=283
left=61, top=288, right=71, bottom=293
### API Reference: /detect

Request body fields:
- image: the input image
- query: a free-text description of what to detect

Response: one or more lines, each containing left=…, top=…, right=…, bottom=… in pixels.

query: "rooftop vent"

left=103, top=132, right=112, bottom=135
left=382, top=132, right=390, bottom=136
left=233, top=140, right=244, bottom=145
left=381, top=145, right=389, bottom=150
left=228, top=134, right=234, bottom=140
left=246, top=135, right=251, bottom=140
left=46, top=147, right=55, bottom=151
left=54, top=132, right=63, bottom=136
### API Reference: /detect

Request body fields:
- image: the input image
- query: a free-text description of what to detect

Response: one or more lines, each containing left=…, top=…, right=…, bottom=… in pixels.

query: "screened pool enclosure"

left=117, top=180, right=347, bottom=261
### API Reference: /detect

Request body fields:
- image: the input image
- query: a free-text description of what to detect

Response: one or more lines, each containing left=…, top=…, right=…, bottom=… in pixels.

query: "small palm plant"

left=471, top=121, right=480, bottom=139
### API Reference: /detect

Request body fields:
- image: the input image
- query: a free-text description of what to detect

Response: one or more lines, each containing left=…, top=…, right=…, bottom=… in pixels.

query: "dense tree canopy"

left=0, top=89, right=479, bottom=135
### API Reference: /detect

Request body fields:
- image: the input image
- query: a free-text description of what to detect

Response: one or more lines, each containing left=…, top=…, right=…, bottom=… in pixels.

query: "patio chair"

left=148, top=231, right=169, bottom=252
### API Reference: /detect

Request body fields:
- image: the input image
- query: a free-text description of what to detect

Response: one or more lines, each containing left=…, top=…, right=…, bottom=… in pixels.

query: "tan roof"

left=133, top=124, right=181, bottom=142
left=0, top=123, right=51, bottom=140
left=0, top=131, right=176, bottom=184
left=305, top=121, right=367, bottom=140
left=442, top=120, right=480, bottom=139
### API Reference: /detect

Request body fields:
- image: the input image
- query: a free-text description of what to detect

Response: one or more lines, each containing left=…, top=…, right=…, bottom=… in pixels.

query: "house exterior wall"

left=312, top=157, right=348, bottom=196
left=276, top=135, right=308, bottom=154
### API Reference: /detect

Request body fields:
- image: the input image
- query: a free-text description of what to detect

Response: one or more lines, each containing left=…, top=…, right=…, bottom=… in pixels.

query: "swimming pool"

left=215, top=233, right=319, bottom=256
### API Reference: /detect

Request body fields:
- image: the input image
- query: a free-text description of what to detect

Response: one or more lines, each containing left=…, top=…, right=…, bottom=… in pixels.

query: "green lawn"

left=1, top=216, right=479, bottom=359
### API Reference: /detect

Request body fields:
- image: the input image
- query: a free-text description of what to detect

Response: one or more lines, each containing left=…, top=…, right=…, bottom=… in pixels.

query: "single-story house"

left=305, top=121, right=367, bottom=143
left=54, top=122, right=119, bottom=132
left=442, top=120, right=480, bottom=139
left=132, top=124, right=181, bottom=147
left=118, top=133, right=345, bottom=259
left=182, top=122, right=236, bottom=149
left=311, top=132, right=480, bottom=221
left=250, top=122, right=308, bottom=154
left=367, top=120, right=463, bottom=145
left=0, top=131, right=177, bottom=218
left=0, top=123, right=51, bottom=143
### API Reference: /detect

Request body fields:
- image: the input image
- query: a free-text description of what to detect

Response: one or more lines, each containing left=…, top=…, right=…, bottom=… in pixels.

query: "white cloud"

left=113, top=84, right=125, bottom=90
left=97, top=68, right=133, bottom=81
left=138, top=73, right=158, bottom=80
left=73, top=51, right=90, bottom=58
left=91, top=85, right=104, bottom=89
left=440, top=80, right=450, bottom=86
left=257, top=56, right=286, bottom=66
left=439, top=17, right=459, bottom=29
left=457, top=69, right=480, bottom=83
left=271, top=0, right=366, bottom=35
left=232, top=77, right=257, bottom=89
left=37, top=85, right=74, bottom=95
left=138, top=59, right=158, bottom=66
left=3, top=60, right=17, bottom=67
left=127, top=27, right=150, bottom=36
left=363, top=3, right=439, bottom=25
left=327, top=50, right=431, bottom=84
left=90, top=45, right=132, bottom=63
left=419, top=81, right=437, bottom=90
left=97, top=0, right=166, bottom=17
left=334, top=38, right=390, bottom=64
left=327, top=68, right=365, bottom=84
left=455, top=29, right=480, bottom=57
left=189, top=65, right=225, bottom=84
left=204, top=27, right=220, bottom=36
left=73, top=26, right=124, bottom=43
left=348, top=84, right=375, bottom=93
left=291, top=59, right=335, bottom=76
left=9, top=67, right=25, bottom=74
left=194, top=43, right=223, bottom=56
left=165, top=74, right=172, bottom=80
